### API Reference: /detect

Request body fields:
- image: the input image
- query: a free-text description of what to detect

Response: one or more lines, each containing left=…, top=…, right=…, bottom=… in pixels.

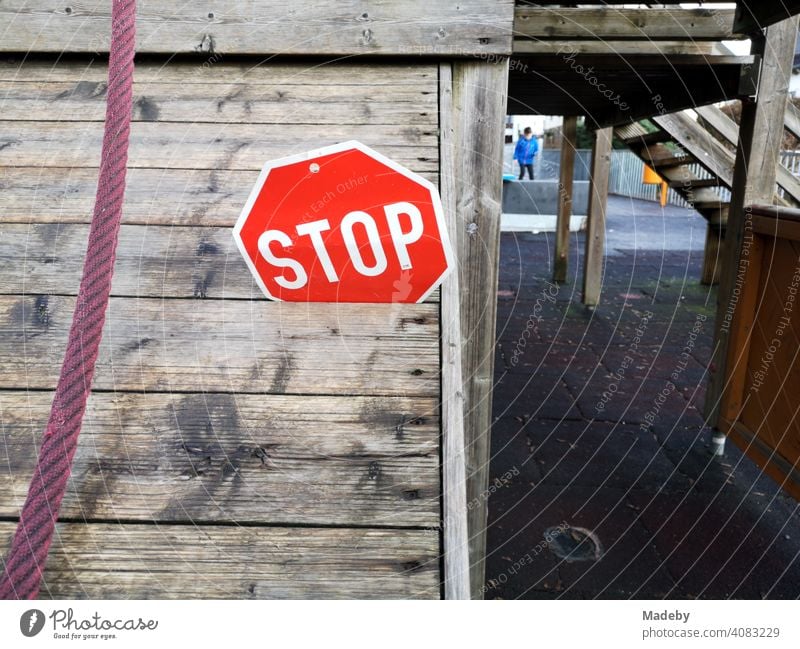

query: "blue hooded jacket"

left=514, top=136, right=539, bottom=165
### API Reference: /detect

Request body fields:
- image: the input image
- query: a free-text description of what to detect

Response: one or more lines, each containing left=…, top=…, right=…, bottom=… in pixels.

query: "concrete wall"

left=502, top=179, right=590, bottom=216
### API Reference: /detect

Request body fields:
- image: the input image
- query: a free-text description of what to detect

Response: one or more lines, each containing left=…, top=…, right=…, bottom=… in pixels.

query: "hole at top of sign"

left=309, top=163, right=320, bottom=174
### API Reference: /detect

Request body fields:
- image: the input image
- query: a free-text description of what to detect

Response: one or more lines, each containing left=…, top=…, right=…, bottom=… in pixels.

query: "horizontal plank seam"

left=0, top=387, right=438, bottom=398
left=0, top=291, right=440, bottom=304
left=0, top=516, right=441, bottom=531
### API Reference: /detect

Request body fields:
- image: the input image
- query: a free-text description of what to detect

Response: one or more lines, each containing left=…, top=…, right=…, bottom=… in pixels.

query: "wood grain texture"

left=694, top=104, right=800, bottom=204
left=739, top=237, right=800, bottom=461
left=700, top=223, right=724, bottom=286
left=0, top=0, right=513, bottom=56
left=0, top=222, right=438, bottom=302
left=445, top=60, right=509, bottom=598
left=582, top=126, right=611, bottom=306
left=0, top=81, right=438, bottom=125
left=0, top=59, right=439, bottom=84
left=515, top=7, right=740, bottom=41
left=0, top=523, right=441, bottom=599
left=554, top=116, right=577, bottom=284
left=0, top=167, right=439, bottom=226
left=0, top=295, right=439, bottom=395
left=720, top=232, right=800, bottom=504
left=438, top=63, right=470, bottom=600
left=652, top=111, right=735, bottom=188
left=0, top=391, right=439, bottom=526
left=513, top=40, right=717, bottom=56
left=0, top=58, right=448, bottom=597
left=0, top=121, right=437, bottom=172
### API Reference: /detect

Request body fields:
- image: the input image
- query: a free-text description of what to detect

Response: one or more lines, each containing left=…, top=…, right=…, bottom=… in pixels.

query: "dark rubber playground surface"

left=485, top=196, right=800, bottom=599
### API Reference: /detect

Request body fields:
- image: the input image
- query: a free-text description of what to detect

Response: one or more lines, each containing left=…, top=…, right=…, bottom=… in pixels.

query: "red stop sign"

left=233, top=141, right=453, bottom=303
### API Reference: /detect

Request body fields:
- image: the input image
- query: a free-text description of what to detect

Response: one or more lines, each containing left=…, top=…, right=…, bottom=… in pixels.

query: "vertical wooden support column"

left=438, top=64, right=470, bottom=601
left=706, top=16, right=799, bottom=423
left=440, top=59, right=509, bottom=599
left=700, top=222, right=724, bottom=286
left=554, top=115, right=578, bottom=283
left=582, top=126, right=612, bottom=305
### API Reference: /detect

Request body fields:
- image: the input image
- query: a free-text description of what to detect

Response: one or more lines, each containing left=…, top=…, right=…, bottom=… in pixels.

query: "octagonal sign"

left=233, top=141, right=454, bottom=303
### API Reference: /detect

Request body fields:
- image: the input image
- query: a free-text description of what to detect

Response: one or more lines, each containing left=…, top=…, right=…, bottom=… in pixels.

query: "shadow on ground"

left=485, top=197, right=800, bottom=599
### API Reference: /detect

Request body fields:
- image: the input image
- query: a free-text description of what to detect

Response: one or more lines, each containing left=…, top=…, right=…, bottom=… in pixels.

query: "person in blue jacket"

left=514, top=127, right=539, bottom=180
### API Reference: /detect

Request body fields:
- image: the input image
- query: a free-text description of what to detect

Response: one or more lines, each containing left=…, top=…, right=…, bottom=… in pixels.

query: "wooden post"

left=706, top=16, right=799, bottom=423
left=700, top=223, right=724, bottom=285
left=438, top=63, right=471, bottom=601
left=582, top=126, right=612, bottom=305
left=554, top=115, right=578, bottom=283
left=440, top=59, right=509, bottom=599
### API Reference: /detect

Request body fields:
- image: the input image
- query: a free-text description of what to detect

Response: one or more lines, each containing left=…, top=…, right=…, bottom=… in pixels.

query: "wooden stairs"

left=614, top=103, right=800, bottom=284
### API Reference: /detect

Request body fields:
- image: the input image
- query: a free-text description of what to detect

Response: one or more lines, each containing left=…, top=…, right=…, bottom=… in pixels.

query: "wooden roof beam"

left=515, top=7, right=745, bottom=42
left=507, top=54, right=758, bottom=127
left=513, top=40, right=720, bottom=56
left=734, top=0, right=800, bottom=34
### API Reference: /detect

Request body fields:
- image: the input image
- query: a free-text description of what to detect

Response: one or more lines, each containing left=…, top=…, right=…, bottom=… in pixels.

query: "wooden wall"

left=720, top=211, right=800, bottom=501
left=0, top=59, right=445, bottom=598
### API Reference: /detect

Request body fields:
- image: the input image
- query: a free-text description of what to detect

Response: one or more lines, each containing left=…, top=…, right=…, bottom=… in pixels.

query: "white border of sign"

left=232, top=140, right=455, bottom=303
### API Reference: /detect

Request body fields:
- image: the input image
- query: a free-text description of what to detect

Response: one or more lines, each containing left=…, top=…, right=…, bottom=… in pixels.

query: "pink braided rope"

left=0, top=0, right=137, bottom=599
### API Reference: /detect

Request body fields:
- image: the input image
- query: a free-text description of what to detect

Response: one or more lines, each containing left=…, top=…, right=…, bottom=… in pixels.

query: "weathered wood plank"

left=695, top=104, right=800, bottom=205
left=554, top=116, right=577, bottom=284
left=0, top=523, right=440, bottom=599
left=513, top=40, right=717, bottom=55
left=0, top=0, right=514, bottom=56
left=708, top=17, right=800, bottom=422
left=0, top=59, right=438, bottom=84
left=652, top=111, right=735, bottom=187
left=515, top=7, right=741, bottom=41
left=0, top=167, right=438, bottom=226
left=0, top=391, right=439, bottom=526
left=0, top=81, right=437, bottom=125
left=0, top=121, right=438, bottom=172
left=438, top=62, right=470, bottom=600
left=0, top=222, right=435, bottom=302
left=700, top=223, right=724, bottom=286
left=583, top=126, right=612, bottom=306
left=444, top=60, right=509, bottom=598
left=0, top=296, right=439, bottom=396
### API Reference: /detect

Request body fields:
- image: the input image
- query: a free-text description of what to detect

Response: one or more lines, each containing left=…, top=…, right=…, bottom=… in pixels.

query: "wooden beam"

left=515, top=7, right=742, bottom=41
left=554, top=116, right=578, bottom=283
left=508, top=55, right=757, bottom=125
left=734, top=0, right=800, bottom=34
left=652, top=111, right=735, bottom=186
left=441, top=59, right=509, bottom=598
left=695, top=103, right=800, bottom=204
left=438, top=63, right=470, bottom=601
left=583, top=127, right=612, bottom=305
left=513, top=41, right=717, bottom=56
left=0, top=0, right=514, bottom=56
left=706, top=16, right=800, bottom=423
left=701, top=223, right=725, bottom=285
